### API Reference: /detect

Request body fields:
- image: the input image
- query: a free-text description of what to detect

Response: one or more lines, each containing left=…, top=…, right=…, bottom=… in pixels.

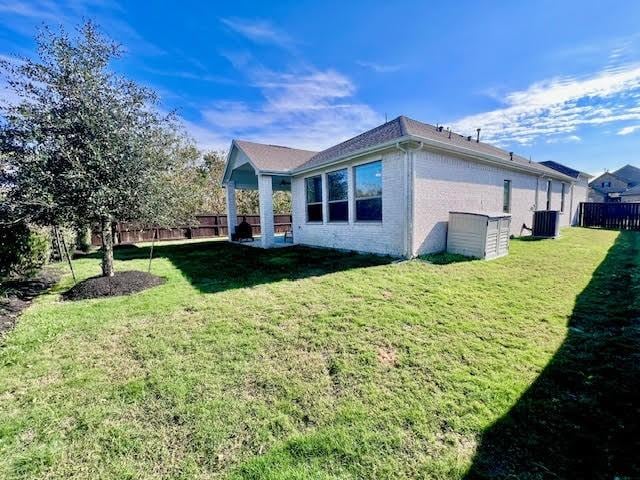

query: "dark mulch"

left=0, top=269, right=61, bottom=337
left=62, top=270, right=165, bottom=301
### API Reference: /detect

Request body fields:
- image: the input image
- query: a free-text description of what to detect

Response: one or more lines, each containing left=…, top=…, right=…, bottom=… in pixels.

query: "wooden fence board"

left=91, top=214, right=292, bottom=246
left=579, top=202, right=640, bottom=230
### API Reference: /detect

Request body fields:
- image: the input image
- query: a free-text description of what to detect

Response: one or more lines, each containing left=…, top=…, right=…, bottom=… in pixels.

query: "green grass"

left=0, top=228, right=637, bottom=479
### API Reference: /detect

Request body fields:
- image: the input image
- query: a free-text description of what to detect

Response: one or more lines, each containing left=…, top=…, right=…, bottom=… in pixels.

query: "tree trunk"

left=100, top=217, right=115, bottom=277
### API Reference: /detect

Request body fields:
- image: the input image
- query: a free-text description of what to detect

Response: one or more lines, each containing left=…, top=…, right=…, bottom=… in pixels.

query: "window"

left=327, top=169, right=348, bottom=222
left=305, top=175, right=323, bottom=222
left=561, top=183, right=566, bottom=212
left=503, top=180, right=511, bottom=213
left=354, top=161, right=382, bottom=221
left=546, top=180, right=552, bottom=210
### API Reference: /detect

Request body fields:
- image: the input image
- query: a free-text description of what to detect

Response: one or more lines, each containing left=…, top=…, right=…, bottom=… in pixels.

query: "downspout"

left=396, top=142, right=410, bottom=258
left=397, top=141, right=423, bottom=258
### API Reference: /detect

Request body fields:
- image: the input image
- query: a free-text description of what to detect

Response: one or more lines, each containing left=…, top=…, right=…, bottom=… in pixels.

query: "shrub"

left=0, top=223, right=51, bottom=278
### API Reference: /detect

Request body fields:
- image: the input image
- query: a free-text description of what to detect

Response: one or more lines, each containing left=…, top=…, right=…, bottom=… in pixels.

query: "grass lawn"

left=0, top=228, right=638, bottom=479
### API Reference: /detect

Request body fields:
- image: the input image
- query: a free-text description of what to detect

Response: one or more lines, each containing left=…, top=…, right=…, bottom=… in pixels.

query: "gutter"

left=292, top=136, right=415, bottom=175
left=292, top=134, right=575, bottom=183
left=410, top=136, right=576, bottom=183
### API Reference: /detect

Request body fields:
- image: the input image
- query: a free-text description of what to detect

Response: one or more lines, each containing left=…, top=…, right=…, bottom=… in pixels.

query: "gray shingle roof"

left=231, top=116, right=578, bottom=180
left=613, top=164, right=640, bottom=186
left=620, top=184, right=640, bottom=196
left=539, top=160, right=583, bottom=179
left=397, top=117, right=572, bottom=179
left=295, top=117, right=405, bottom=171
left=234, top=140, right=316, bottom=172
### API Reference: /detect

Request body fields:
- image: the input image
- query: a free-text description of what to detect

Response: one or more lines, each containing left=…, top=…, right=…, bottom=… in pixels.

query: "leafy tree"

left=0, top=22, right=198, bottom=277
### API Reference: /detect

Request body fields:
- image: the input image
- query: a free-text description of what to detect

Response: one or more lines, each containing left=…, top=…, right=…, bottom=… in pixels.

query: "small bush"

left=74, top=225, right=92, bottom=253
left=0, top=223, right=51, bottom=278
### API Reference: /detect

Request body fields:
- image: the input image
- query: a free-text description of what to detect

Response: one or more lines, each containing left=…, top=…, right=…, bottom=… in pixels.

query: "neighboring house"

left=620, top=185, right=640, bottom=203
left=222, top=115, right=588, bottom=257
left=589, top=165, right=640, bottom=202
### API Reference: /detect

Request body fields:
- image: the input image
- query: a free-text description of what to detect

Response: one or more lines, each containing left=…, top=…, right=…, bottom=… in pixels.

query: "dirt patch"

left=377, top=346, right=397, bottom=367
left=62, top=271, right=165, bottom=301
left=1, top=270, right=61, bottom=338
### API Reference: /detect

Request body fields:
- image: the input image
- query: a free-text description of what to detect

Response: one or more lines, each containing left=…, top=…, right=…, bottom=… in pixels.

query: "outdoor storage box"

left=447, top=211, right=512, bottom=260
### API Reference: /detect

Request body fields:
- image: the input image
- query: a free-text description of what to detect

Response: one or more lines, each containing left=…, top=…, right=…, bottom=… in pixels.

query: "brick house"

left=589, top=165, right=640, bottom=202
left=222, top=116, right=588, bottom=257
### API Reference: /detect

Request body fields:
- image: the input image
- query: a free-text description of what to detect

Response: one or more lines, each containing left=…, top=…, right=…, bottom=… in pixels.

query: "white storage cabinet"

left=446, top=211, right=511, bottom=260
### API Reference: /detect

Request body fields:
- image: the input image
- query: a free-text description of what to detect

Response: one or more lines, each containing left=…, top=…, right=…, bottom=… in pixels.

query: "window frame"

left=353, top=160, right=383, bottom=223
left=326, top=168, right=349, bottom=223
left=560, top=183, right=566, bottom=212
left=503, top=179, right=512, bottom=213
left=305, top=175, right=323, bottom=223
left=546, top=180, right=552, bottom=210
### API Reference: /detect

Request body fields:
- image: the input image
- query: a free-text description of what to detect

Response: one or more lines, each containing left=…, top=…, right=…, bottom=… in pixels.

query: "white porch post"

left=226, top=180, right=237, bottom=241
left=258, top=174, right=275, bottom=248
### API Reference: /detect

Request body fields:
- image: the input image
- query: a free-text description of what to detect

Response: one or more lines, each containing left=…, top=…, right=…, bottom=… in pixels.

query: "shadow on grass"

left=465, top=231, right=640, bottom=479
left=514, top=236, right=555, bottom=242
left=420, top=252, right=477, bottom=265
left=97, top=241, right=393, bottom=294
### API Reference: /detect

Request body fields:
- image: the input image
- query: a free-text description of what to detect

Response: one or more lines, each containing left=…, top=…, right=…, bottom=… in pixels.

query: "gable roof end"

left=234, top=140, right=317, bottom=173
left=613, top=164, right=640, bottom=186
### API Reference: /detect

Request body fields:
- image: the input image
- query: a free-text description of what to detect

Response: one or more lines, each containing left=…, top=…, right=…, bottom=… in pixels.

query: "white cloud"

left=220, top=18, right=294, bottom=48
left=617, top=124, right=640, bottom=135
left=194, top=66, right=379, bottom=151
left=451, top=62, right=640, bottom=146
left=546, top=134, right=582, bottom=144
left=356, top=61, right=405, bottom=73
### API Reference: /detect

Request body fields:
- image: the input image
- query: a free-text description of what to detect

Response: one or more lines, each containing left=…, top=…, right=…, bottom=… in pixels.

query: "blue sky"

left=1, top=0, right=640, bottom=174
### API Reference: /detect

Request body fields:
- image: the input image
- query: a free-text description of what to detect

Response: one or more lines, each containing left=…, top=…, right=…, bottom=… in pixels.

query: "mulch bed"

left=62, top=270, right=165, bottom=301
left=0, top=270, right=61, bottom=338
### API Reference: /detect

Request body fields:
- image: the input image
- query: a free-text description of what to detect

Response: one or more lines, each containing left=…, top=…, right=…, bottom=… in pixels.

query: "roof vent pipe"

left=476, top=128, right=481, bottom=143
left=509, top=152, right=514, bottom=161
left=467, top=135, right=472, bottom=142
left=438, top=126, right=444, bottom=132
left=448, top=128, right=452, bottom=139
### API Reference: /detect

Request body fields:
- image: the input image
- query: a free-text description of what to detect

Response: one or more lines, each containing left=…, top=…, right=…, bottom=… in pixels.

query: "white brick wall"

left=411, top=149, right=583, bottom=255
left=289, top=146, right=586, bottom=258
left=291, top=150, right=407, bottom=256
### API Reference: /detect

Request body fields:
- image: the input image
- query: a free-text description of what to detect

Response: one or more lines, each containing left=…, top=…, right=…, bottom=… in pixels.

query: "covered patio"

left=222, top=140, right=316, bottom=248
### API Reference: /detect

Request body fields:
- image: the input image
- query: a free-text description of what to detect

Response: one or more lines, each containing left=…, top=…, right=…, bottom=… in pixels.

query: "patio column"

left=226, top=180, right=237, bottom=240
left=258, top=174, right=275, bottom=248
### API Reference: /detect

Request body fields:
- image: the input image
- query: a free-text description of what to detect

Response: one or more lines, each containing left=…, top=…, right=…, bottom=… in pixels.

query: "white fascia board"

left=291, top=136, right=414, bottom=176
left=222, top=140, right=264, bottom=186
left=411, top=135, right=577, bottom=183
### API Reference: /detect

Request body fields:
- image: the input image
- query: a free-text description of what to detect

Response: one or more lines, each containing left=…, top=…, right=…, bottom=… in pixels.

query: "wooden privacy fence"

left=91, top=214, right=292, bottom=246
left=579, top=202, right=640, bottom=230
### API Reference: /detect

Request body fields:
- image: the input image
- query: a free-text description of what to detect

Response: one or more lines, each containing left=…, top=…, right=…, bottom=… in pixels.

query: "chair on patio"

left=284, top=229, right=294, bottom=243
left=232, top=217, right=254, bottom=242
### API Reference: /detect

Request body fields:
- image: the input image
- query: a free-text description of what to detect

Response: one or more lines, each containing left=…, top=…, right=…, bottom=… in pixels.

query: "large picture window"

left=327, top=169, right=348, bottom=222
left=354, top=161, right=382, bottom=221
left=306, top=175, right=323, bottom=222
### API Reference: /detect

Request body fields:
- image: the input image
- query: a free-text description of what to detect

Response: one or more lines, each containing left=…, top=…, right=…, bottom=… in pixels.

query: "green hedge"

left=0, top=223, right=51, bottom=278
